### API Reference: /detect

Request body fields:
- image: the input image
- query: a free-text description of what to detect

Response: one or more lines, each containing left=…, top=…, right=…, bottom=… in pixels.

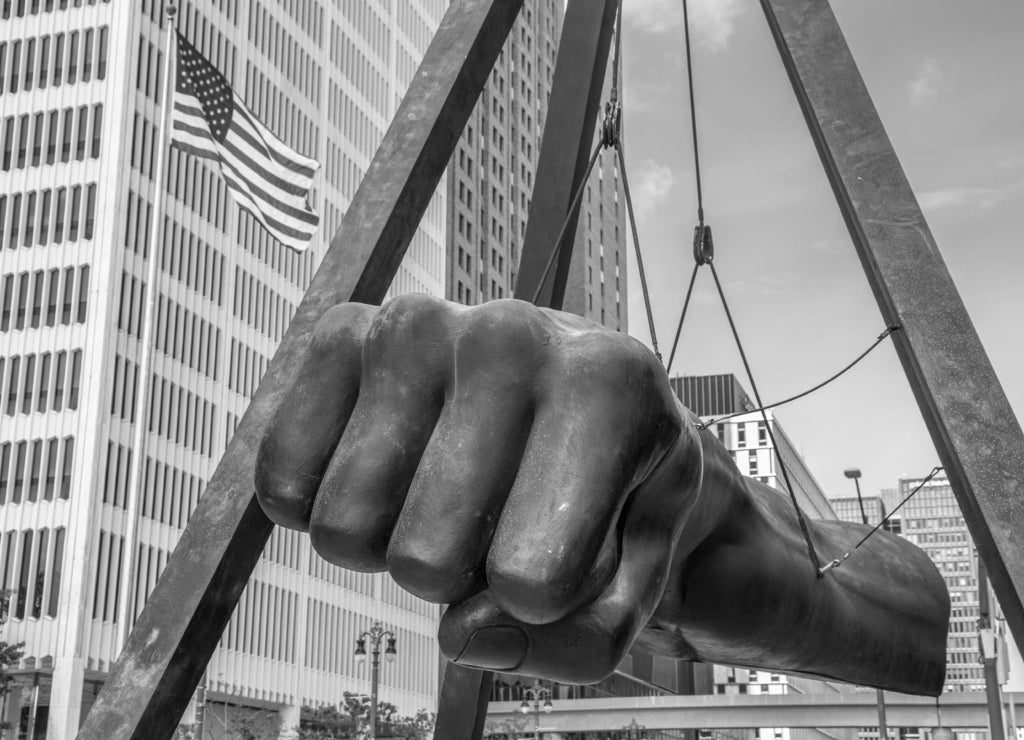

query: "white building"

left=0, top=1, right=448, bottom=737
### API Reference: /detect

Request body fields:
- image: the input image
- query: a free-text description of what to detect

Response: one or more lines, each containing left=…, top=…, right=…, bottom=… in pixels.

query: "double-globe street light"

left=354, top=622, right=397, bottom=740
left=518, top=679, right=554, bottom=739
left=623, top=717, right=649, bottom=739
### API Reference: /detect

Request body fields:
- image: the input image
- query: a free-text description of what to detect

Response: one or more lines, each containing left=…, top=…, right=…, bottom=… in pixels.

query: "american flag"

left=170, top=31, right=320, bottom=252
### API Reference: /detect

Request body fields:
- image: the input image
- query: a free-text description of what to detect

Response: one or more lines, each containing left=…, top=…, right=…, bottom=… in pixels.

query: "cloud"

left=918, top=180, right=1024, bottom=212
left=625, top=0, right=744, bottom=52
left=908, top=57, right=944, bottom=106
left=631, top=160, right=677, bottom=218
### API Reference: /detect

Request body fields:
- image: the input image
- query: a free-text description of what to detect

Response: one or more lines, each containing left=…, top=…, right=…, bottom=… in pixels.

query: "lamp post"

left=844, top=467, right=889, bottom=740
left=932, top=697, right=954, bottom=740
left=0, top=590, right=9, bottom=740
left=518, top=680, right=553, bottom=740
left=623, top=717, right=648, bottom=739
left=354, top=622, right=397, bottom=740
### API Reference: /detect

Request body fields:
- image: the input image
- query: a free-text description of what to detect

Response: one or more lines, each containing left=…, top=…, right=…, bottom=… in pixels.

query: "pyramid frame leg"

left=761, top=0, right=1024, bottom=650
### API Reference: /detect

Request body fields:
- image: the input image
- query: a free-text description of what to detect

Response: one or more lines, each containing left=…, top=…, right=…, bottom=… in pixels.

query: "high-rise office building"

left=890, top=474, right=1006, bottom=695
left=671, top=374, right=836, bottom=519
left=830, top=475, right=1010, bottom=740
left=445, top=0, right=628, bottom=332
left=833, top=476, right=1007, bottom=695
left=0, top=1, right=449, bottom=737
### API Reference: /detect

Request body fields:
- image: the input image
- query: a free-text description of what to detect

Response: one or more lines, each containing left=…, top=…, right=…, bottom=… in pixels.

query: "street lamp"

left=354, top=622, right=397, bottom=740
left=843, top=468, right=868, bottom=525
left=518, top=680, right=553, bottom=739
left=623, top=717, right=648, bottom=739
left=844, top=467, right=889, bottom=740
left=932, top=697, right=954, bottom=740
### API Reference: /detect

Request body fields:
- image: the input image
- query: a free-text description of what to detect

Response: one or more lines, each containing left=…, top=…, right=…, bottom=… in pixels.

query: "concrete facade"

left=0, top=1, right=450, bottom=736
left=444, top=0, right=628, bottom=332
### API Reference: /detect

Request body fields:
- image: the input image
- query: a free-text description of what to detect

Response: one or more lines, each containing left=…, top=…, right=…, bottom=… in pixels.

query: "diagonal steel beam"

left=76, top=2, right=524, bottom=737
left=512, top=0, right=619, bottom=308
left=760, top=0, right=1024, bottom=647
left=435, top=2, right=619, bottom=736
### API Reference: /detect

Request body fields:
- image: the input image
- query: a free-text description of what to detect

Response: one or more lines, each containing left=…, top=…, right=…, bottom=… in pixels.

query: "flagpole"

left=115, top=0, right=178, bottom=651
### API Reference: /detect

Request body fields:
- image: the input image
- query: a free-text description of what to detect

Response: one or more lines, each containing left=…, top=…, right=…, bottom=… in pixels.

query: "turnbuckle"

left=601, top=100, right=622, bottom=149
left=693, top=223, right=714, bottom=265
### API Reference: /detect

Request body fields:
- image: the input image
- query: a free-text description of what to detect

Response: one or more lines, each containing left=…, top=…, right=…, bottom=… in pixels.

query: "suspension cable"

left=682, top=0, right=706, bottom=227
left=520, top=143, right=604, bottom=305
left=697, top=325, right=902, bottom=429
left=616, top=145, right=662, bottom=361
left=666, top=264, right=700, bottom=374
left=708, top=262, right=824, bottom=576
left=610, top=0, right=623, bottom=104
left=603, top=3, right=662, bottom=359
left=819, top=467, right=945, bottom=575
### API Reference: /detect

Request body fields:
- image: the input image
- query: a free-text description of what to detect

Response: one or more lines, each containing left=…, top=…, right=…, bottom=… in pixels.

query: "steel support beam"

left=512, top=0, right=618, bottom=307
left=76, top=2, right=524, bottom=737
left=434, top=664, right=495, bottom=739
left=759, top=0, right=1024, bottom=648
left=487, top=693, right=1024, bottom=732
left=434, top=2, right=618, bottom=736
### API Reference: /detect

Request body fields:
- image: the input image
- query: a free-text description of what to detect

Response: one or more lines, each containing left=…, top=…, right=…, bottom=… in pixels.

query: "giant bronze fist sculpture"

left=255, top=295, right=949, bottom=695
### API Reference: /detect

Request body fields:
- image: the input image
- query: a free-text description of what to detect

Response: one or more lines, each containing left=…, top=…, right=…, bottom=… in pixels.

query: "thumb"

left=438, top=501, right=679, bottom=685
left=439, top=418, right=702, bottom=684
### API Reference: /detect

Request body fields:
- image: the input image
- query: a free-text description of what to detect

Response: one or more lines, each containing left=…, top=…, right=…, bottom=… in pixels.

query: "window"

left=60, top=436, right=73, bottom=499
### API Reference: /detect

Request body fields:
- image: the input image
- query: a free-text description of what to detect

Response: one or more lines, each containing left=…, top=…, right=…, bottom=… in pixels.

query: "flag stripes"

left=169, top=31, right=320, bottom=252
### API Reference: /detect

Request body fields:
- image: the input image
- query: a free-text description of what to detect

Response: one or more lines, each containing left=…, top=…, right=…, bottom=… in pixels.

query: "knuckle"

left=458, top=299, right=549, bottom=364
left=310, top=302, right=374, bottom=358
left=254, top=456, right=316, bottom=530
left=387, top=539, right=479, bottom=604
left=561, top=330, right=659, bottom=392
left=365, top=294, right=453, bottom=367
left=308, top=517, right=386, bottom=572
left=486, top=558, right=578, bottom=625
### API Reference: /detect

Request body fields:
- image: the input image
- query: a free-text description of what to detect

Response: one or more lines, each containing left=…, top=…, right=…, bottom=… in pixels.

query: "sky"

left=617, top=0, right=1024, bottom=502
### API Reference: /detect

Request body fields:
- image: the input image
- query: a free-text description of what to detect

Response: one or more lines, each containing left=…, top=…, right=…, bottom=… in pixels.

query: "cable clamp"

left=601, top=100, right=622, bottom=150
left=819, top=558, right=842, bottom=576
left=879, top=324, right=902, bottom=340
left=693, top=223, right=714, bottom=265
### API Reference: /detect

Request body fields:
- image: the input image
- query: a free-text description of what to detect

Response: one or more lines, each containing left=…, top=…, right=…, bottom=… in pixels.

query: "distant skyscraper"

left=891, top=474, right=1004, bottom=694
left=672, top=374, right=836, bottom=519
left=445, top=0, right=628, bottom=331
left=831, top=475, right=1010, bottom=740
left=0, top=1, right=449, bottom=737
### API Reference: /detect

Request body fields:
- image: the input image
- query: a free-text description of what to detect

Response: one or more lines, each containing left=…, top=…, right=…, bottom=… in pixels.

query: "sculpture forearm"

left=639, top=423, right=950, bottom=695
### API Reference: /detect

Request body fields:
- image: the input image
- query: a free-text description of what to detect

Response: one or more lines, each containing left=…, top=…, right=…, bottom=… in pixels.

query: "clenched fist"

left=255, top=295, right=949, bottom=694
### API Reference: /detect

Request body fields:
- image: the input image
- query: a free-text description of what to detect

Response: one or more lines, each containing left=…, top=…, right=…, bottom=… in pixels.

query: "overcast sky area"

left=617, top=0, right=1024, bottom=503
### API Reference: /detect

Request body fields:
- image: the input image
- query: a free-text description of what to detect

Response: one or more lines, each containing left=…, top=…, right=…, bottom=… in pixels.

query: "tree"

left=0, top=637, right=25, bottom=732
left=227, top=706, right=281, bottom=740
left=297, top=704, right=354, bottom=739
left=385, top=708, right=435, bottom=739
left=295, top=701, right=435, bottom=739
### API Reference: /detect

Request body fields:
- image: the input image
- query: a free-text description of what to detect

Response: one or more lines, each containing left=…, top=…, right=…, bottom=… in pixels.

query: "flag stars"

left=175, top=32, right=234, bottom=140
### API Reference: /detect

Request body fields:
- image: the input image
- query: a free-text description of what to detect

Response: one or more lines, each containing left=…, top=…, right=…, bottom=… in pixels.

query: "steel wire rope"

left=670, top=0, right=822, bottom=576
left=707, top=262, right=824, bottom=575
left=616, top=143, right=662, bottom=361
left=520, top=142, right=604, bottom=305
left=818, top=466, right=945, bottom=575
left=696, top=324, right=902, bottom=429
left=665, top=0, right=709, bottom=377
left=604, top=0, right=662, bottom=359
